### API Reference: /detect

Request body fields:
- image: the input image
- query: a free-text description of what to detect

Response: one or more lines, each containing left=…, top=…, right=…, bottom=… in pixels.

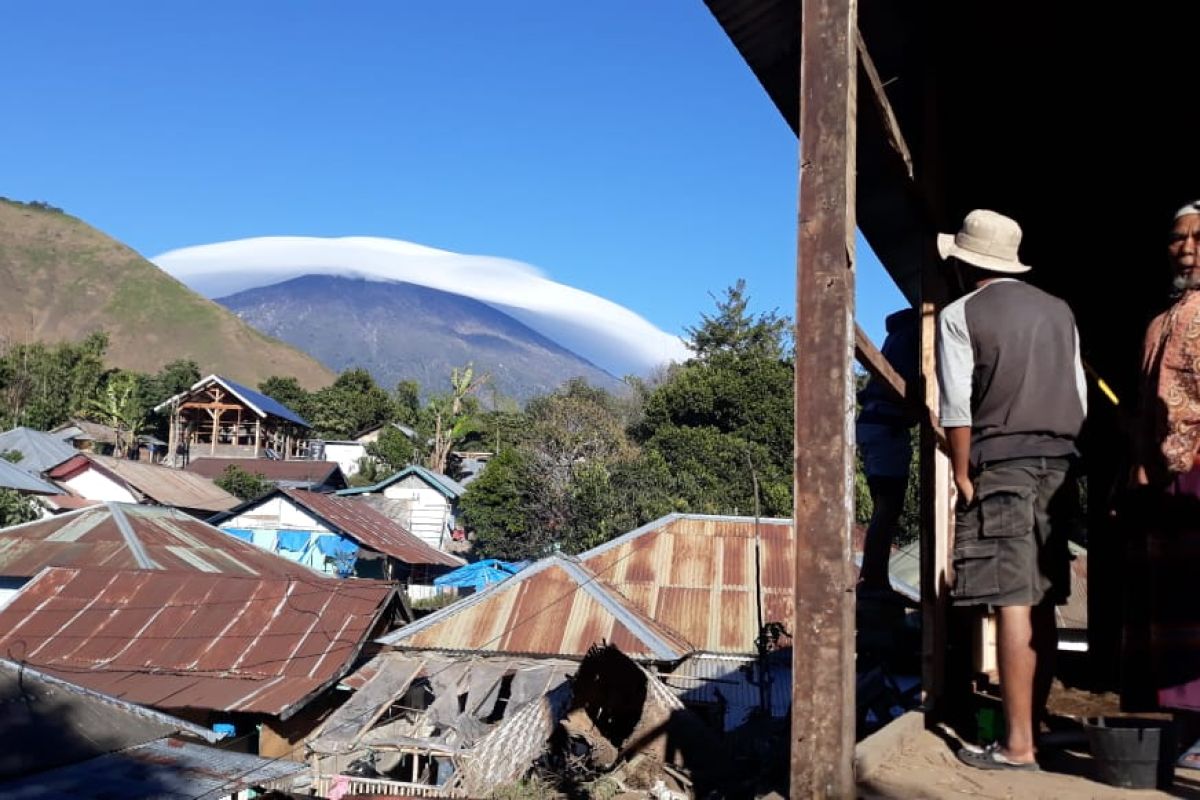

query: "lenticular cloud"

left=153, top=236, right=690, bottom=377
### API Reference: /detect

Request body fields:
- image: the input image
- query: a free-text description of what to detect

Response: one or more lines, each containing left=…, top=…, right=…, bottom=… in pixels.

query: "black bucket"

left=1083, top=717, right=1175, bottom=790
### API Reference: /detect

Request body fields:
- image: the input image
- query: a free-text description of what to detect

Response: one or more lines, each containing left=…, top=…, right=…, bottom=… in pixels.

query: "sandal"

left=957, top=742, right=1040, bottom=772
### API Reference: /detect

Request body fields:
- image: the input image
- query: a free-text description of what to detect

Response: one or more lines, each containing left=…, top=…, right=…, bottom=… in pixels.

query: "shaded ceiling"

left=706, top=0, right=1200, bottom=413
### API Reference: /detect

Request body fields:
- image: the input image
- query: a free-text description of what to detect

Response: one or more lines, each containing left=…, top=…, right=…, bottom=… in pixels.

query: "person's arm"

left=937, top=303, right=975, bottom=503
left=946, top=426, right=974, bottom=504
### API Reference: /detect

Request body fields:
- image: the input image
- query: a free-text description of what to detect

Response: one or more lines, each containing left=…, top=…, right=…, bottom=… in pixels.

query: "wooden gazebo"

left=155, top=375, right=311, bottom=464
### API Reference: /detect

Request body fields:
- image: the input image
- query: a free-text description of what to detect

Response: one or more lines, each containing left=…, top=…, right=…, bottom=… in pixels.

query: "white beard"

left=1173, top=271, right=1200, bottom=294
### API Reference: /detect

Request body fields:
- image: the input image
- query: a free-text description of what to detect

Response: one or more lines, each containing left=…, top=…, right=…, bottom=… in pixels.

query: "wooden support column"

left=254, top=418, right=261, bottom=457
left=208, top=408, right=222, bottom=455
left=166, top=408, right=178, bottom=468
left=918, top=264, right=953, bottom=716
left=792, top=0, right=858, bottom=795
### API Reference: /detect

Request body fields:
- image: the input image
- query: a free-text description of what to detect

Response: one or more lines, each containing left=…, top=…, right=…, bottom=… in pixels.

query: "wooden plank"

left=918, top=259, right=953, bottom=718
left=854, top=323, right=906, bottom=404
left=792, top=0, right=858, bottom=794
left=179, top=402, right=244, bottom=411
left=309, top=654, right=425, bottom=754
left=854, top=29, right=912, bottom=179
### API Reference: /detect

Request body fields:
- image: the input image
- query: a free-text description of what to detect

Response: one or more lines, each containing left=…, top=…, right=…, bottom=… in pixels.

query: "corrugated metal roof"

left=0, top=427, right=78, bottom=473
left=379, top=555, right=691, bottom=660
left=0, top=658, right=217, bottom=781
left=280, top=488, right=463, bottom=568
left=338, top=464, right=466, bottom=499
left=81, top=455, right=240, bottom=513
left=39, top=495, right=101, bottom=512
left=0, top=502, right=322, bottom=579
left=185, top=457, right=344, bottom=486
left=0, top=566, right=396, bottom=717
left=0, top=737, right=306, bottom=799
left=579, top=514, right=794, bottom=656
left=50, top=418, right=120, bottom=445
left=0, top=458, right=60, bottom=494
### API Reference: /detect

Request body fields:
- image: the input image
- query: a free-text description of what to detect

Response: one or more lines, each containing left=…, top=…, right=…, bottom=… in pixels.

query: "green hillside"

left=0, top=199, right=332, bottom=389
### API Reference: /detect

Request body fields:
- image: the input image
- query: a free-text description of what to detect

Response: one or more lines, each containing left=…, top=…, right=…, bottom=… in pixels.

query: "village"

left=6, top=1, right=1200, bottom=800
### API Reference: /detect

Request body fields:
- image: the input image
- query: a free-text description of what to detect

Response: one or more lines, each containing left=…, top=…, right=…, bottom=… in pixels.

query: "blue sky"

left=1, top=1, right=906, bottom=350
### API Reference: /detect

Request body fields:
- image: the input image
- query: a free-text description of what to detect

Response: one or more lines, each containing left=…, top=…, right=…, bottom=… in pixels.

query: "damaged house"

left=303, top=513, right=793, bottom=796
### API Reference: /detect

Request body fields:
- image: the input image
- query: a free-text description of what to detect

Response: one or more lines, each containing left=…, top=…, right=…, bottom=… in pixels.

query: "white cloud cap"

left=153, top=236, right=691, bottom=378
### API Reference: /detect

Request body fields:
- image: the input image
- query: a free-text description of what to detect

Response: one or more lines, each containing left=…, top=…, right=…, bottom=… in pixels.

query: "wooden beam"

left=180, top=402, right=245, bottom=412
left=854, top=323, right=905, bottom=404
left=792, top=0, right=858, bottom=794
left=918, top=256, right=953, bottom=718
left=854, top=29, right=912, bottom=179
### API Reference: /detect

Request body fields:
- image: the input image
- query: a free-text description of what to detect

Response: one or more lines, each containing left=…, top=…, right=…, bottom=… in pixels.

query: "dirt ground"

left=858, top=708, right=1200, bottom=800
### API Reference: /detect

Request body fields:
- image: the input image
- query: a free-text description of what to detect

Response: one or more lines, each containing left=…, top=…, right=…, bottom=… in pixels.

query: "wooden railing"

left=313, top=774, right=463, bottom=798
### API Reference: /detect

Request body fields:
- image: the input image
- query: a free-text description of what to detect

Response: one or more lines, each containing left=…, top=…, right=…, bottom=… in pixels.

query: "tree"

left=214, top=465, right=273, bottom=501
left=308, top=368, right=394, bottom=439
left=633, top=282, right=794, bottom=517
left=85, top=371, right=148, bottom=457
left=366, top=424, right=423, bottom=474
left=685, top=279, right=790, bottom=361
left=0, top=332, right=109, bottom=430
left=142, top=359, right=200, bottom=407
left=0, top=489, right=40, bottom=527
left=393, top=380, right=422, bottom=426
left=427, top=364, right=488, bottom=474
left=461, top=448, right=548, bottom=560
left=259, top=376, right=314, bottom=420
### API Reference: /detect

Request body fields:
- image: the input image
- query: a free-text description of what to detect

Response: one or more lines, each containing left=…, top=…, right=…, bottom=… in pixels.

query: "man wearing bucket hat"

left=937, top=209, right=1087, bottom=771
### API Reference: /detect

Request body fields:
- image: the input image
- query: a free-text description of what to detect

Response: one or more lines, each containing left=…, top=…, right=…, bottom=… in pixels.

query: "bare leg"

left=1031, top=603, right=1058, bottom=738
left=997, top=604, right=1038, bottom=763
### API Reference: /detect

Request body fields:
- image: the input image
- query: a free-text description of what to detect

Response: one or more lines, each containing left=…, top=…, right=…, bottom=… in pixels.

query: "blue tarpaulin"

left=434, top=559, right=522, bottom=592
left=316, top=535, right=358, bottom=558
left=317, top=535, right=359, bottom=577
left=275, top=530, right=312, bottom=553
left=222, top=528, right=254, bottom=543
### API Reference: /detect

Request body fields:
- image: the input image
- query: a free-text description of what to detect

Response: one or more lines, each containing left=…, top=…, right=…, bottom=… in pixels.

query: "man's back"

left=938, top=279, right=1086, bottom=465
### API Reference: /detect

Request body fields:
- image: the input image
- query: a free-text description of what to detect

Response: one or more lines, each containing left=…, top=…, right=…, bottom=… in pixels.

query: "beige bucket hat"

left=937, top=209, right=1031, bottom=274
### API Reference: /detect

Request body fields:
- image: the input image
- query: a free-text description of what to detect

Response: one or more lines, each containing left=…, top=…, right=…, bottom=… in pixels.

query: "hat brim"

left=937, top=233, right=1031, bottom=274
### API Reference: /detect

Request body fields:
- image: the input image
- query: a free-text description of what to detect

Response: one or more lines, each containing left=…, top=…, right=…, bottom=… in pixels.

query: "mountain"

left=215, top=274, right=625, bottom=400
left=0, top=199, right=334, bottom=389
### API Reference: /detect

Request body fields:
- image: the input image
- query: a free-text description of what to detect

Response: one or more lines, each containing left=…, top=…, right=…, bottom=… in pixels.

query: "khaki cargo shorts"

left=951, top=457, right=1073, bottom=608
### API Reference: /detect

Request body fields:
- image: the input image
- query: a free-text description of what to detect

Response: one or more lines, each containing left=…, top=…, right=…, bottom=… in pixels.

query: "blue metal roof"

left=216, top=376, right=310, bottom=428
left=0, top=427, right=78, bottom=475
left=0, top=458, right=59, bottom=495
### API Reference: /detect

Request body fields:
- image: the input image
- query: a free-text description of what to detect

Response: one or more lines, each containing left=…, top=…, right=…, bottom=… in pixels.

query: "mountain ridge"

left=0, top=199, right=334, bottom=389
left=216, top=274, right=625, bottom=401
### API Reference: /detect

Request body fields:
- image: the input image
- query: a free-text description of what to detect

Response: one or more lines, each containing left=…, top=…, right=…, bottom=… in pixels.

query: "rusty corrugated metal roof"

left=281, top=488, right=463, bottom=568
left=579, top=514, right=794, bottom=656
left=0, top=567, right=395, bottom=718
left=379, top=555, right=691, bottom=661
left=83, top=455, right=239, bottom=513
left=0, top=503, right=321, bottom=579
left=185, top=457, right=344, bottom=486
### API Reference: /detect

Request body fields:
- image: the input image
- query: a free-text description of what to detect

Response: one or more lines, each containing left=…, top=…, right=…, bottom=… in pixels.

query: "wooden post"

left=209, top=408, right=222, bottom=455
left=254, top=418, right=261, bottom=457
left=167, top=407, right=178, bottom=468
left=919, top=268, right=953, bottom=716
left=792, top=0, right=858, bottom=795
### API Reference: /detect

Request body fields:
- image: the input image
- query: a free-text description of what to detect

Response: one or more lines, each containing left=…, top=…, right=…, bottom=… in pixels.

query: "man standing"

left=936, top=209, right=1087, bottom=771
left=856, top=306, right=919, bottom=599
